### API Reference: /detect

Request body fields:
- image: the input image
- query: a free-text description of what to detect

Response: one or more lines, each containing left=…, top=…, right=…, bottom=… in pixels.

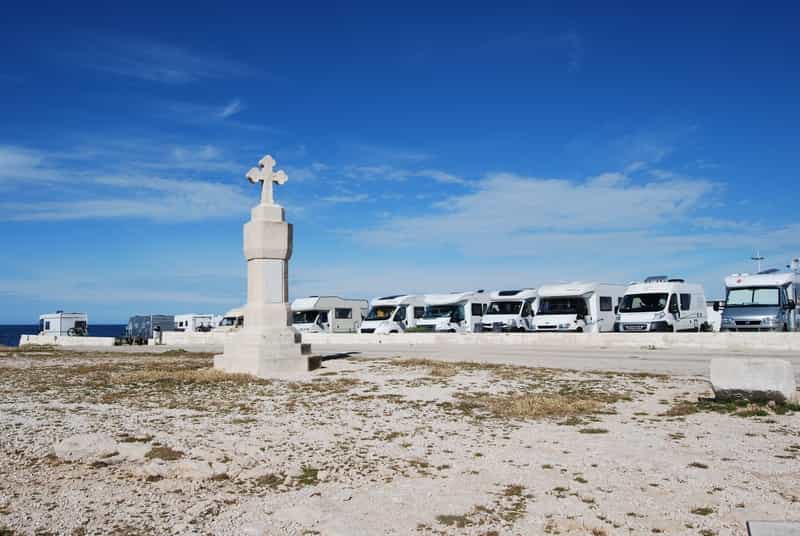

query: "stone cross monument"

left=213, top=154, right=318, bottom=378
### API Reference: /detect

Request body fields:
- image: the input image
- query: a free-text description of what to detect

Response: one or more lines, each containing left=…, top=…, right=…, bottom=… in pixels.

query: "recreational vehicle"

left=359, top=294, right=426, bottom=334
left=291, top=296, right=369, bottom=333
left=615, top=277, right=709, bottom=332
left=533, top=282, right=626, bottom=333
left=414, top=291, right=490, bottom=333
left=39, top=311, right=89, bottom=336
left=720, top=267, right=800, bottom=331
left=174, top=314, right=215, bottom=333
left=213, top=307, right=245, bottom=333
left=481, top=289, right=537, bottom=332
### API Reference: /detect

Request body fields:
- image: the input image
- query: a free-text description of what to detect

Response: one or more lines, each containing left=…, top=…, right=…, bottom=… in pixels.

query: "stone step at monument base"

left=214, top=328, right=318, bottom=379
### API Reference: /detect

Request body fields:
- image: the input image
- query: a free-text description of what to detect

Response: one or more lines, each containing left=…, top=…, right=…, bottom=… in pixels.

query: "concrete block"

left=710, top=358, right=798, bottom=403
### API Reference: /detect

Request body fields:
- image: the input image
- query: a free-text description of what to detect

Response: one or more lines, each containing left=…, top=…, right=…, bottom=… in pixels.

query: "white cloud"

left=353, top=171, right=716, bottom=254
left=0, top=146, right=47, bottom=183
left=218, top=99, right=244, bottom=119
left=419, top=169, right=467, bottom=185
left=320, top=193, right=369, bottom=204
left=0, top=175, right=252, bottom=222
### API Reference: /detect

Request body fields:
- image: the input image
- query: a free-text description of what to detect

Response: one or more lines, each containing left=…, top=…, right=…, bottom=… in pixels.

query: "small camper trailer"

left=174, top=314, right=216, bottom=333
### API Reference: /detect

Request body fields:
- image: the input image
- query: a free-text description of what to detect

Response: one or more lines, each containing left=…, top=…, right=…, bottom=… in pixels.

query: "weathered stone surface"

left=710, top=358, right=798, bottom=403
left=54, top=433, right=118, bottom=462
left=747, top=521, right=800, bottom=536
left=175, top=460, right=228, bottom=481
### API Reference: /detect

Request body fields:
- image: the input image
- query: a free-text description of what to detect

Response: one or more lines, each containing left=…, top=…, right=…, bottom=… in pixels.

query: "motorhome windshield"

left=619, top=293, right=668, bottom=313
left=423, top=304, right=464, bottom=321
left=726, top=287, right=781, bottom=307
left=366, top=306, right=397, bottom=321
left=292, top=310, right=319, bottom=324
left=538, top=297, right=587, bottom=315
left=485, top=301, right=522, bottom=315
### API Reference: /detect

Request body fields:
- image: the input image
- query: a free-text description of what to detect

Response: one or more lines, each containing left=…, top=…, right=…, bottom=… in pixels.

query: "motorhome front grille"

left=622, top=324, right=649, bottom=331
left=537, top=325, right=557, bottom=330
left=735, top=320, right=761, bottom=326
left=360, top=328, right=375, bottom=334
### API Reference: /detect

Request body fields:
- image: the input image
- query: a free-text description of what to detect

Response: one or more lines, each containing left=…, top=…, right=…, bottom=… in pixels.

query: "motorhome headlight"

left=615, top=314, right=621, bottom=321
left=558, top=323, right=571, bottom=329
left=762, top=316, right=778, bottom=326
left=721, top=316, right=734, bottom=325
left=653, top=311, right=665, bottom=320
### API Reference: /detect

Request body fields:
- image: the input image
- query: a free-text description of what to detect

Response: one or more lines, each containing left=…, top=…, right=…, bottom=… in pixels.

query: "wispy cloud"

left=419, top=169, right=467, bottom=185
left=73, top=36, right=252, bottom=84
left=320, top=193, right=369, bottom=204
left=218, top=99, right=244, bottom=119
left=0, top=175, right=252, bottom=222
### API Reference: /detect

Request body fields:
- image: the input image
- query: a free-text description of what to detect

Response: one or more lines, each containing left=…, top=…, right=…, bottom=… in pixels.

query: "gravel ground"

left=0, top=346, right=798, bottom=535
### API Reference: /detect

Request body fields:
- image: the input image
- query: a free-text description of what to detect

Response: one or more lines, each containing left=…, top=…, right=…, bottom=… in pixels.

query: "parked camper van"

left=533, top=282, right=626, bottom=333
left=615, top=277, right=709, bottom=332
left=481, top=289, right=537, bottom=332
left=359, top=294, right=426, bottom=334
left=39, top=311, right=89, bottom=336
left=174, top=314, right=215, bottom=333
left=213, top=307, right=244, bottom=333
left=291, top=296, right=369, bottom=333
left=720, top=267, right=800, bottom=331
left=414, top=291, right=490, bottom=333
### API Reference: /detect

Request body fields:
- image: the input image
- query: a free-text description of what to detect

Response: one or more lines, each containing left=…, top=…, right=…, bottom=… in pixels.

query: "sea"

left=0, top=325, right=127, bottom=347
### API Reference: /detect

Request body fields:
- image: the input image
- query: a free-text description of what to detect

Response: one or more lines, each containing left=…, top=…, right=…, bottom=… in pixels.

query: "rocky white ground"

left=0, top=346, right=798, bottom=535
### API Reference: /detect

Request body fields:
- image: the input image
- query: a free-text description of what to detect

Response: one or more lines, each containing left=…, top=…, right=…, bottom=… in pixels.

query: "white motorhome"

left=533, top=282, right=626, bottom=333
left=213, top=306, right=244, bottom=333
left=481, top=289, right=537, bottom=332
left=174, top=313, right=216, bottom=333
left=720, top=267, right=800, bottom=331
left=414, top=290, right=490, bottom=333
left=39, top=311, right=89, bottom=336
left=615, top=277, right=709, bottom=332
left=359, top=294, right=426, bottom=334
left=291, top=296, right=369, bottom=333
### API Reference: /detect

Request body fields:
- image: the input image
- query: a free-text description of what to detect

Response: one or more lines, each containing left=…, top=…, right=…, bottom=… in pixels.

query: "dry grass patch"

left=454, top=392, right=622, bottom=420
left=144, top=446, right=184, bottom=461
left=120, top=367, right=268, bottom=386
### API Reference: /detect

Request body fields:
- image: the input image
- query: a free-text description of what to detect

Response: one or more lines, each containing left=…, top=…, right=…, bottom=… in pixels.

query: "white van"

left=720, top=268, right=800, bottom=331
left=359, top=294, right=426, bottom=334
left=615, top=277, right=709, bottom=332
left=533, top=282, right=626, bottom=333
left=414, top=291, right=490, bottom=333
left=481, top=289, right=537, bottom=332
left=291, top=296, right=369, bottom=333
left=213, top=306, right=245, bottom=333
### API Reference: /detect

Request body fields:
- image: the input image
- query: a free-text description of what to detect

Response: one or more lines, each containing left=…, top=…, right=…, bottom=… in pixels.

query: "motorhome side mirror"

left=669, top=303, right=679, bottom=314
left=713, top=302, right=720, bottom=312
left=786, top=300, right=796, bottom=310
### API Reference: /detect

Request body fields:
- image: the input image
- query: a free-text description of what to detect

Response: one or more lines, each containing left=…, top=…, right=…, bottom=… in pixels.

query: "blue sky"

left=1, top=2, right=799, bottom=323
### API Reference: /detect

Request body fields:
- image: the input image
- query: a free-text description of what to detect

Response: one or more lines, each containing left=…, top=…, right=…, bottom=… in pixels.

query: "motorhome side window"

left=334, top=308, right=351, bottom=319
left=45, top=321, right=50, bottom=330
left=395, top=307, right=406, bottom=322
left=318, top=311, right=329, bottom=323
left=521, top=301, right=532, bottom=316
left=669, top=294, right=678, bottom=311
left=414, top=307, right=425, bottom=319
left=471, top=303, right=484, bottom=316
left=599, top=296, right=613, bottom=312
left=680, top=293, right=691, bottom=311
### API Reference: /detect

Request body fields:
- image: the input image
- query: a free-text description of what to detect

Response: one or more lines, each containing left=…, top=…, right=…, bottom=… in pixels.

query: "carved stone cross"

left=246, top=155, right=288, bottom=205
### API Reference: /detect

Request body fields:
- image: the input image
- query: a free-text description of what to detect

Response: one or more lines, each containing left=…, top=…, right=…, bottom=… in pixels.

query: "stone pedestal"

left=214, top=164, right=318, bottom=379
